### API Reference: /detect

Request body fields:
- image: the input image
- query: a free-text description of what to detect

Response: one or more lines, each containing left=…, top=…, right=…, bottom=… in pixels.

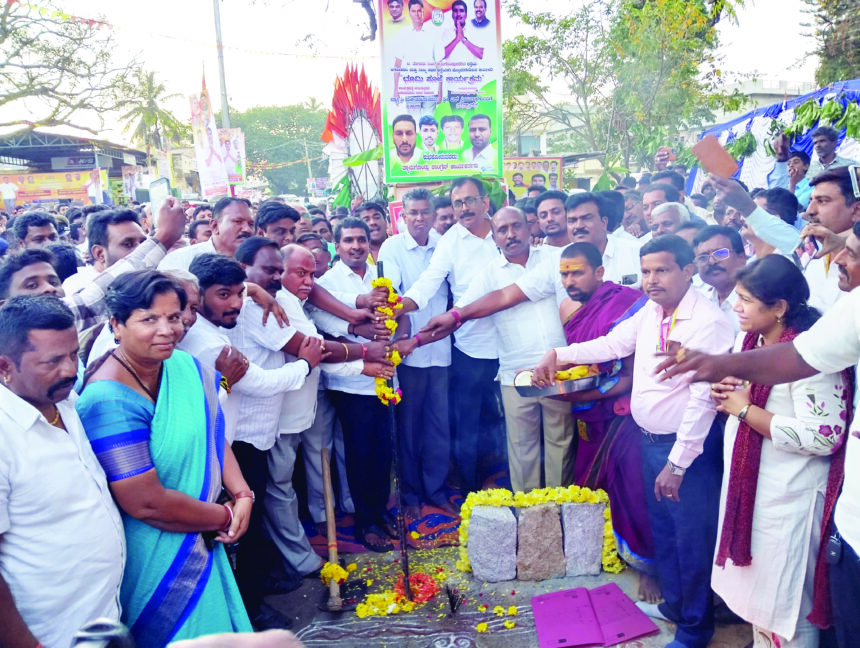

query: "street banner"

left=503, top=157, right=564, bottom=199
left=0, top=169, right=104, bottom=205
left=190, top=75, right=229, bottom=198
left=122, top=165, right=144, bottom=199
left=218, top=128, right=246, bottom=186
left=379, top=0, right=503, bottom=184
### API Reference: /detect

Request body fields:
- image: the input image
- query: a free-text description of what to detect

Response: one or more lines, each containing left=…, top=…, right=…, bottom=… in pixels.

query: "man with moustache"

left=433, top=195, right=456, bottom=235
left=442, top=0, right=484, bottom=61
left=160, top=197, right=254, bottom=271
left=464, top=114, right=496, bottom=174
left=354, top=201, right=389, bottom=263
left=807, top=126, right=857, bottom=180
left=532, top=235, right=734, bottom=648
left=183, top=250, right=321, bottom=629
left=255, top=201, right=300, bottom=248
left=692, top=226, right=747, bottom=333
left=389, top=115, right=421, bottom=172
left=399, top=177, right=502, bottom=493
left=308, top=218, right=399, bottom=551
left=554, top=241, right=657, bottom=602
left=471, top=0, right=491, bottom=28
left=447, top=207, right=573, bottom=492
left=620, top=190, right=651, bottom=240
left=535, top=190, right=571, bottom=248
left=419, top=116, right=439, bottom=154
left=0, top=296, right=125, bottom=647
left=801, top=167, right=860, bottom=312
left=418, top=192, right=642, bottom=344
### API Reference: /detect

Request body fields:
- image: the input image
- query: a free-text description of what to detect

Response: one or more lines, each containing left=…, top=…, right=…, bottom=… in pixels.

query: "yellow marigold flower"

left=410, top=531, right=420, bottom=539
left=507, top=606, right=517, bottom=616
left=493, top=605, right=505, bottom=617
left=476, top=622, right=488, bottom=633
left=504, top=620, right=516, bottom=629
left=346, top=563, right=357, bottom=572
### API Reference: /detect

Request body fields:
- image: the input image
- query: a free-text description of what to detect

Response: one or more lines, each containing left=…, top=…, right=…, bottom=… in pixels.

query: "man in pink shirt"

left=534, top=235, right=734, bottom=648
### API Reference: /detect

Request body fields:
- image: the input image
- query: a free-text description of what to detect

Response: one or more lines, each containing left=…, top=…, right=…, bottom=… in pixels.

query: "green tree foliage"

left=503, top=0, right=746, bottom=170
left=226, top=103, right=328, bottom=195
left=0, top=1, right=136, bottom=133
left=805, top=0, right=860, bottom=86
left=121, top=69, right=188, bottom=165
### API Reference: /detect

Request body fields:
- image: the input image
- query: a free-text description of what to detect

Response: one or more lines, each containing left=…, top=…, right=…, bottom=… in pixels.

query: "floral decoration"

left=371, top=277, right=403, bottom=406
left=455, top=485, right=624, bottom=574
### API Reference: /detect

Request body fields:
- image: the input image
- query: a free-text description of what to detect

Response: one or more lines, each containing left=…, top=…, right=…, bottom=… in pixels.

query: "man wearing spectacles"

left=692, top=225, right=748, bottom=333
left=400, top=177, right=503, bottom=494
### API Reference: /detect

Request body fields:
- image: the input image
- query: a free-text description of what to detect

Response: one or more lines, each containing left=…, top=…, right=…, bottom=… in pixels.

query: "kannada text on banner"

left=503, top=157, right=564, bottom=199
left=379, top=0, right=503, bottom=183
left=0, top=169, right=105, bottom=206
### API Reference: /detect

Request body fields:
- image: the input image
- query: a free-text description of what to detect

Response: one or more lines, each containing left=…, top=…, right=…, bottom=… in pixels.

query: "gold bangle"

left=341, top=342, right=349, bottom=361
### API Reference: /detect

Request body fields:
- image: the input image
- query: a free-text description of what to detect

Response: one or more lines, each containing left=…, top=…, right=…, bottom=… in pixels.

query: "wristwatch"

left=666, top=459, right=686, bottom=476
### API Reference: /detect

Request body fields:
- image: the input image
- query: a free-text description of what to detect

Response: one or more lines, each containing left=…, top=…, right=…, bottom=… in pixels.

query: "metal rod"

left=376, top=261, right=412, bottom=600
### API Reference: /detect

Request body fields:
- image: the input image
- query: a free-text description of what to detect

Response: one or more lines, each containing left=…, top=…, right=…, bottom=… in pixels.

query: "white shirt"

left=276, top=289, right=363, bottom=434
left=696, top=283, right=740, bottom=334
left=794, top=287, right=860, bottom=549
left=178, top=314, right=307, bottom=444
left=804, top=255, right=844, bottom=313
left=377, top=229, right=451, bottom=368
left=62, top=264, right=99, bottom=295
left=403, top=221, right=500, bottom=359
left=310, top=260, right=381, bottom=396
left=227, top=298, right=306, bottom=450
left=158, top=238, right=216, bottom=271
left=466, top=144, right=497, bottom=174
left=458, top=247, right=566, bottom=385
left=515, top=235, right=643, bottom=308
left=88, top=322, right=118, bottom=365
left=392, top=23, right=440, bottom=65
left=0, top=389, right=125, bottom=648
left=0, top=182, right=18, bottom=199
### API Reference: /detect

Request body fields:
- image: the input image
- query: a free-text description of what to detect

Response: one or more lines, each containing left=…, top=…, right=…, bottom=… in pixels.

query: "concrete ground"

left=267, top=546, right=752, bottom=648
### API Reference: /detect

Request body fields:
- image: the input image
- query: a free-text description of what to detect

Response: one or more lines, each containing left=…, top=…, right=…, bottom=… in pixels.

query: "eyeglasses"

left=452, top=195, right=482, bottom=210
left=694, top=248, right=731, bottom=265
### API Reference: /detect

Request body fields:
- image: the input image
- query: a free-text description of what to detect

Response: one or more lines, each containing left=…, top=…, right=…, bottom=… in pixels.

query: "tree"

left=0, top=1, right=137, bottom=133
left=120, top=69, right=188, bottom=167
left=805, top=0, right=860, bottom=86
left=503, top=0, right=746, bottom=174
left=227, top=104, right=328, bottom=195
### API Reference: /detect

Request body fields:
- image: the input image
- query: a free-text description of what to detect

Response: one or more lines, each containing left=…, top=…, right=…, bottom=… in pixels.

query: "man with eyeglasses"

left=399, top=177, right=502, bottom=494
left=377, top=188, right=455, bottom=517
left=691, top=226, right=748, bottom=333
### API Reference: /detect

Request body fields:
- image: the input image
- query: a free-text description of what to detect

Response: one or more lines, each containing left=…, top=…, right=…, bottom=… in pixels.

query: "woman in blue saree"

left=77, top=270, right=253, bottom=646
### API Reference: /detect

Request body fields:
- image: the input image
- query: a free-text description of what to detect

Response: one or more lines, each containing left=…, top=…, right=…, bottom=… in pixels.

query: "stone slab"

left=516, top=503, right=565, bottom=581
left=467, top=505, right=517, bottom=582
left=561, top=502, right=605, bottom=576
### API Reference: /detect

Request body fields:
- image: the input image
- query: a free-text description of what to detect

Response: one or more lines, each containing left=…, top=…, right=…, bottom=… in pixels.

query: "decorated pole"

left=376, top=260, right=412, bottom=600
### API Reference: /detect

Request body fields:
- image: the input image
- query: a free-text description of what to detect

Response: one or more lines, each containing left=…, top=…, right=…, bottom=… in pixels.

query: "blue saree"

left=77, top=350, right=251, bottom=647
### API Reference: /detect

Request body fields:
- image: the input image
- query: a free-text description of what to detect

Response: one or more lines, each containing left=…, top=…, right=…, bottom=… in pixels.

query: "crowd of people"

left=0, top=124, right=858, bottom=648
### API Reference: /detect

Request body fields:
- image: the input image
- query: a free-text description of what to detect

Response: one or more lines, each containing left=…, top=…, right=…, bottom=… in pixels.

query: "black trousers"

left=230, top=440, right=273, bottom=614
left=396, top=365, right=450, bottom=506
left=328, top=390, right=392, bottom=533
left=830, top=526, right=860, bottom=647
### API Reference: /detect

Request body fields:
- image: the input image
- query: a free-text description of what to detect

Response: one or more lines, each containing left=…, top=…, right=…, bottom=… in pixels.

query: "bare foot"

left=638, top=572, right=662, bottom=603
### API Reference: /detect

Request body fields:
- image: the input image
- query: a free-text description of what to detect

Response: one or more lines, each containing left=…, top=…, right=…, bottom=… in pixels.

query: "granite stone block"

left=561, top=502, right=605, bottom=576
left=467, top=505, right=517, bottom=582
left=516, top=503, right=565, bottom=581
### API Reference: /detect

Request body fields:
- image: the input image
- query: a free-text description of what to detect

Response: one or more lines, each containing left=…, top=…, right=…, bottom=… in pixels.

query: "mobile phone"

left=149, top=178, right=171, bottom=221
left=850, top=165, right=860, bottom=199
left=805, top=235, right=820, bottom=254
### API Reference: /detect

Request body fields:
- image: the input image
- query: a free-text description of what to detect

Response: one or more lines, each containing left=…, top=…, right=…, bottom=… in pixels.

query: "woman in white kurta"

left=710, top=255, right=850, bottom=648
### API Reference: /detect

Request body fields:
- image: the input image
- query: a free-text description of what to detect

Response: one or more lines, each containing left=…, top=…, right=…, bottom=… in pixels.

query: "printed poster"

left=190, top=75, right=229, bottom=198
left=379, top=0, right=503, bottom=183
left=121, top=165, right=144, bottom=199
left=218, top=128, right=246, bottom=186
left=503, top=157, right=564, bottom=199
left=0, top=169, right=105, bottom=206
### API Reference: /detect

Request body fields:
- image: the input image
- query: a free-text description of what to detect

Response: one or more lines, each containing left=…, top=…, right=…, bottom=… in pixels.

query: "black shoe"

left=251, top=602, right=294, bottom=630
left=264, top=575, right=302, bottom=595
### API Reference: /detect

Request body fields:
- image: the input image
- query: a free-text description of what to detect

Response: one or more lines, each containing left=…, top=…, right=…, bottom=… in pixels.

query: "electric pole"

left=213, top=0, right=231, bottom=129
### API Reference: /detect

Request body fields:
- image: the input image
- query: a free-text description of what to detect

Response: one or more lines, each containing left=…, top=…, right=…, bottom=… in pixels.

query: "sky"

left=61, top=0, right=819, bottom=145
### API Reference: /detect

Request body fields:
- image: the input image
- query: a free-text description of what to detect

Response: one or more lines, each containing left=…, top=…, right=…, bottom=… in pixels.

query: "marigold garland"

left=320, top=561, right=349, bottom=586
left=455, top=485, right=624, bottom=575
left=370, top=277, right=404, bottom=406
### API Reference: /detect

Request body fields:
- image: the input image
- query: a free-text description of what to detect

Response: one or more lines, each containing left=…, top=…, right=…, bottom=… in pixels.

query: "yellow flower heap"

left=370, top=277, right=403, bottom=405
left=456, top=485, right=624, bottom=574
